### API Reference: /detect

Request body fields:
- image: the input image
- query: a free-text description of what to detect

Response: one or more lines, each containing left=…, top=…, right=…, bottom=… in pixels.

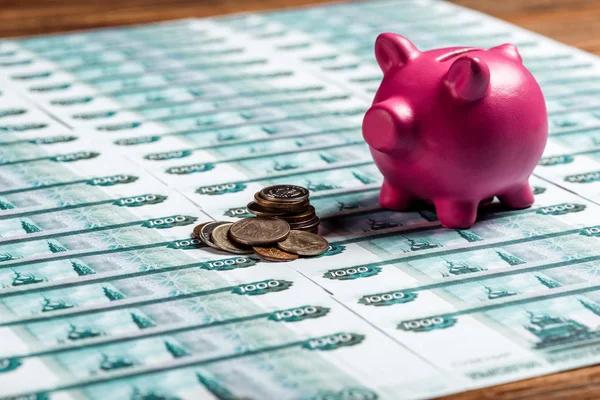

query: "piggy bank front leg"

left=434, top=199, right=478, bottom=229
left=380, top=180, right=414, bottom=210
left=498, top=182, right=535, bottom=209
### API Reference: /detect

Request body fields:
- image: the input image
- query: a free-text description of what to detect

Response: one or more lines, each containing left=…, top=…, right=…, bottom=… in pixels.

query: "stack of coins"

left=247, top=185, right=319, bottom=233
left=191, top=217, right=329, bottom=262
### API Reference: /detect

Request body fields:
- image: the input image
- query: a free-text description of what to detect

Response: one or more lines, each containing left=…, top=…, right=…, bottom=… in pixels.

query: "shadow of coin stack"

left=247, top=185, right=319, bottom=234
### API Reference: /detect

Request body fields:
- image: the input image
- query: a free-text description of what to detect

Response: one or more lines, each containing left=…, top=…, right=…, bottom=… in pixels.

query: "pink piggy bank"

left=363, top=33, right=548, bottom=229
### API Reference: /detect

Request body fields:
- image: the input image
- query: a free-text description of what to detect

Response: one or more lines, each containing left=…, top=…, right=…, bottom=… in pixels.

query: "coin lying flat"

left=260, top=185, right=309, bottom=203
left=289, top=216, right=320, bottom=231
left=254, top=192, right=309, bottom=212
left=286, top=206, right=318, bottom=225
left=282, top=205, right=317, bottom=222
left=229, top=217, right=290, bottom=246
left=211, top=223, right=253, bottom=254
left=253, top=246, right=298, bottom=262
left=199, top=221, right=229, bottom=249
left=277, top=230, right=329, bottom=256
left=192, top=222, right=209, bottom=239
left=246, top=201, right=286, bottom=217
left=277, top=206, right=317, bottom=225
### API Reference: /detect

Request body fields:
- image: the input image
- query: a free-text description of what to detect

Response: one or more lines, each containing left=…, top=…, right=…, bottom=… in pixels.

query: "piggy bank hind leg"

left=498, top=182, right=535, bottom=209
left=379, top=180, right=414, bottom=210
left=434, top=199, right=478, bottom=229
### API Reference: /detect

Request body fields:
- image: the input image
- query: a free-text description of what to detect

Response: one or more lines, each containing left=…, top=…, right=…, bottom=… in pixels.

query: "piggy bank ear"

left=375, top=33, right=419, bottom=74
left=444, top=56, right=490, bottom=102
left=491, top=43, right=522, bottom=63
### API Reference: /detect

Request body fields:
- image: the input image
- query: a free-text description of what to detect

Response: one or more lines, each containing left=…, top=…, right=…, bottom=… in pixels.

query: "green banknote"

left=1, top=296, right=455, bottom=399
left=0, top=90, right=73, bottom=159
left=1, top=0, right=600, bottom=398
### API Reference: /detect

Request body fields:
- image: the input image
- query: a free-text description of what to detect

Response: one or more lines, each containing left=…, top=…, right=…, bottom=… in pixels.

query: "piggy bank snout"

left=362, top=99, right=415, bottom=154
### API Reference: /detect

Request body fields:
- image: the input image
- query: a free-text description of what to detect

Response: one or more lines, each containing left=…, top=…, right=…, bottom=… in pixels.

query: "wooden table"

left=1, top=0, right=599, bottom=56
left=1, top=1, right=599, bottom=399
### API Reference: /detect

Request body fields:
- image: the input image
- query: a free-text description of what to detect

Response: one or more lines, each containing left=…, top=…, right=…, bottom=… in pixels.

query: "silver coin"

left=260, top=185, right=309, bottom=203
left=277, top=230, right=329, bottom=256
left=229, top=217, right=290, bottom=246
left=199, top=221, right=229, bottom=250
left=211, top=223, right=254, bottom=255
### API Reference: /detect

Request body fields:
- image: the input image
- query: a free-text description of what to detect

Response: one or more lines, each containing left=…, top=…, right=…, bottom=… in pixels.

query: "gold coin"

left=229, top=217, right=290, bottom=246
left=253, top=246, right=298, bottom=262
left=254, top=192, right=309, bottom=212
left=192, top=222, right=209, bottom=239
left=288, top=216, right=320, bottom=230
left=260, top=185, right=309, bottom=203
left=246, top=201, right=286, bottom=217
left=299, top=227, right=320, bottom=234
left=277, top=230, right=329, bottom=256
left=253, top=192, right=281, bottom=207
left=211, top=223, right=253, bottom=254
left=278, top=206, right=316, bottom=223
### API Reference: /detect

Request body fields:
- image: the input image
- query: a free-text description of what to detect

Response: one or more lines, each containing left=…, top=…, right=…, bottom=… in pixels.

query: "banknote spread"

left=0, top=0, right=599, bottom=398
